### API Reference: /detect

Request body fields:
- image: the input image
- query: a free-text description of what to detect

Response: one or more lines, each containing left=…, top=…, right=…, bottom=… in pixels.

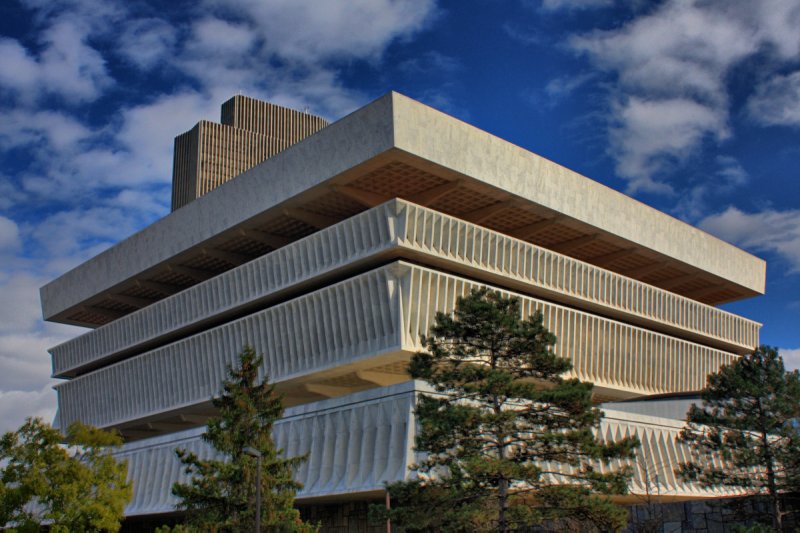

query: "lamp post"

left=243, top=446, right=262, bottom=533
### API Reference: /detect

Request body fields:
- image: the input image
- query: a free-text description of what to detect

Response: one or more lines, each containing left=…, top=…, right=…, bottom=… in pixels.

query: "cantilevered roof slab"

left=41, top=92, right=766, bottom=327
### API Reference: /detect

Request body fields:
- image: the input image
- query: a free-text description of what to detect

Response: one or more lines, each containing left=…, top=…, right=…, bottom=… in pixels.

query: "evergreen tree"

left=677, top=347, right=800, bottom=531
left=0, top=417, right=131, bottom=532
left=372, top=288, right=639, bottom=532
left=172, top=345, right=315, bottom=532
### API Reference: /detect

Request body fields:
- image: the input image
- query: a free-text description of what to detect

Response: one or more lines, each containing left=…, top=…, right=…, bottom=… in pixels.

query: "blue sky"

left=0, top=0, right=799, bottom=432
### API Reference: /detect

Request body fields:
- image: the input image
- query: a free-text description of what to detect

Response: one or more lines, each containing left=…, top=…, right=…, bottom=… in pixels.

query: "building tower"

left=40, top=93, right=765, bottom=528
left=171, top=95, right=328, bottom=211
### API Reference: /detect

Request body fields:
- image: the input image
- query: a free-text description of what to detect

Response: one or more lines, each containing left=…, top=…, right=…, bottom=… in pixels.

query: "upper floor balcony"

left=56, top=261, right=740, bottom=438
left=50, top=200, right=759, bottom=380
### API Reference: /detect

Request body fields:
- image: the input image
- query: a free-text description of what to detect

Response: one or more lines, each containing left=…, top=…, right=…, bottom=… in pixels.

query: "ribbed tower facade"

left=171, top=95, right=328, bottom=211
left=41, top=93, right=766, bottom=529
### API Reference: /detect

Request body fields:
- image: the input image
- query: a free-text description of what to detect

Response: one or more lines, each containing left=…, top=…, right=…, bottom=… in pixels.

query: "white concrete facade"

left=117, top=382, right=726, bottom=517
left=39, top=93, right=765, bottom=518
left=56, top=261, right=743, bottom=434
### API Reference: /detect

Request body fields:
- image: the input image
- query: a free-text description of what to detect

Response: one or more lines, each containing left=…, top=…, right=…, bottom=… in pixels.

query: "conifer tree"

left=677, top=347, right=800, bottom=531
left=172, top=345, right=315, bottom=532
left=372, top=288, right=639, bottom=532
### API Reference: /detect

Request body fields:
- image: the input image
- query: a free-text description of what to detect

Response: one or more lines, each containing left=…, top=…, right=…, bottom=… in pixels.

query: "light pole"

left=243, top=446, right=262, bottom=533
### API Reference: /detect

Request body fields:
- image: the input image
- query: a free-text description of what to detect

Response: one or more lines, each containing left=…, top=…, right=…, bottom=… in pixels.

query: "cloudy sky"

left=1, top=0, right=799, bottom=433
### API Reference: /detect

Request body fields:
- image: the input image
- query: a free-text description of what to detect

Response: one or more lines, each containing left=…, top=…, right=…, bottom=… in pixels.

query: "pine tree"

left=0, top=417, right=131, bottom=532
left=172, top=345, right=315, bottom=532
left=372, top=288, right=639, bottom=532
left=677, top=347, right=800, bottom=532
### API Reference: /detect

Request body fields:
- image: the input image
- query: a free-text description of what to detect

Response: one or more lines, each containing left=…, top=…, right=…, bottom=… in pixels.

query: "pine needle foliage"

left=677, top=347, right=800, bottom=531
left=372, top=288, right=639, bottom=532
left=172, top=345, right=316, bottom=532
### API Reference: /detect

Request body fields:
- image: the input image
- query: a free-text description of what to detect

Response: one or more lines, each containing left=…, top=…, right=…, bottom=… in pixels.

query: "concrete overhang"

left=41, top=92, right=766, bottom=327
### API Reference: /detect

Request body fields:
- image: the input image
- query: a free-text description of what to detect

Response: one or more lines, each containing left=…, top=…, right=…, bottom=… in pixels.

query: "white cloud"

left=0, top=39, right=40, bottom=93
left=208, top=0, right=437, bottom=64
left=674, top=156, right=750, bottom=221
left=747, top=71, right=800, bottom=128
left=503, top=23, right=541, bottom=46
left=0, top=18, right=112, bottom=104
left=399, top=51, right=460, bottom=74
left=191, top=17, right=257, bottom=55
left=544, top=73, right=595, bottom=101
left=31, top=206, right=153, bottom=260
left=38, top=19, right=113, bottom=100
left=714, top=156, right=749, bottom=188
left=570, top=2, right=755, bottom=102
left=0, top=109, right=92, bottom=153
left=698, top=206, right=800, bottom=271
left=0, top=386, right=58, bottom=433
left=13, top=92, right=220, bottom=202
left=609, top=97, right=728, bottom=193
left=750, top=0, right=800, bottom=60
left=567, top=0, right=800, bottom=193
left=0, top=178, right=23, bottom=210
left=0, top=273, right=52, bottom=334
left=781, top=348, right=800, bottom=371
left=116, top=18, right=178, bottom=70
left=0, top=343, right=54, bottom=391
left=112, top=188, right=171, bottom=217
left=0, top=216, right=21, bottom=253
left=541, top=0, right=614, bottom=11
left=17, top=0, right=126, bottom=33
left=171, top=1, right=438, bottom=119
left=0, top=315, right=78, bottom=366
left=0, top=270, right=82, bottom=432
left=254, top=69, right=364, bottom=119
left=111, top=91, right=222, bottom=181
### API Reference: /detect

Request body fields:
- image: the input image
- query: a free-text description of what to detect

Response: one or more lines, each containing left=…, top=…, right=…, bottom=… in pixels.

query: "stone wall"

left=625, top=497, right=796, bottom=533
left=299, top=501, right=385, bottom=533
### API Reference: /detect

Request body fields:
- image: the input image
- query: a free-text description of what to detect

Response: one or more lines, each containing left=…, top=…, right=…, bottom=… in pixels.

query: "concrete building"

left=40, top=92, right=765, bottom=528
